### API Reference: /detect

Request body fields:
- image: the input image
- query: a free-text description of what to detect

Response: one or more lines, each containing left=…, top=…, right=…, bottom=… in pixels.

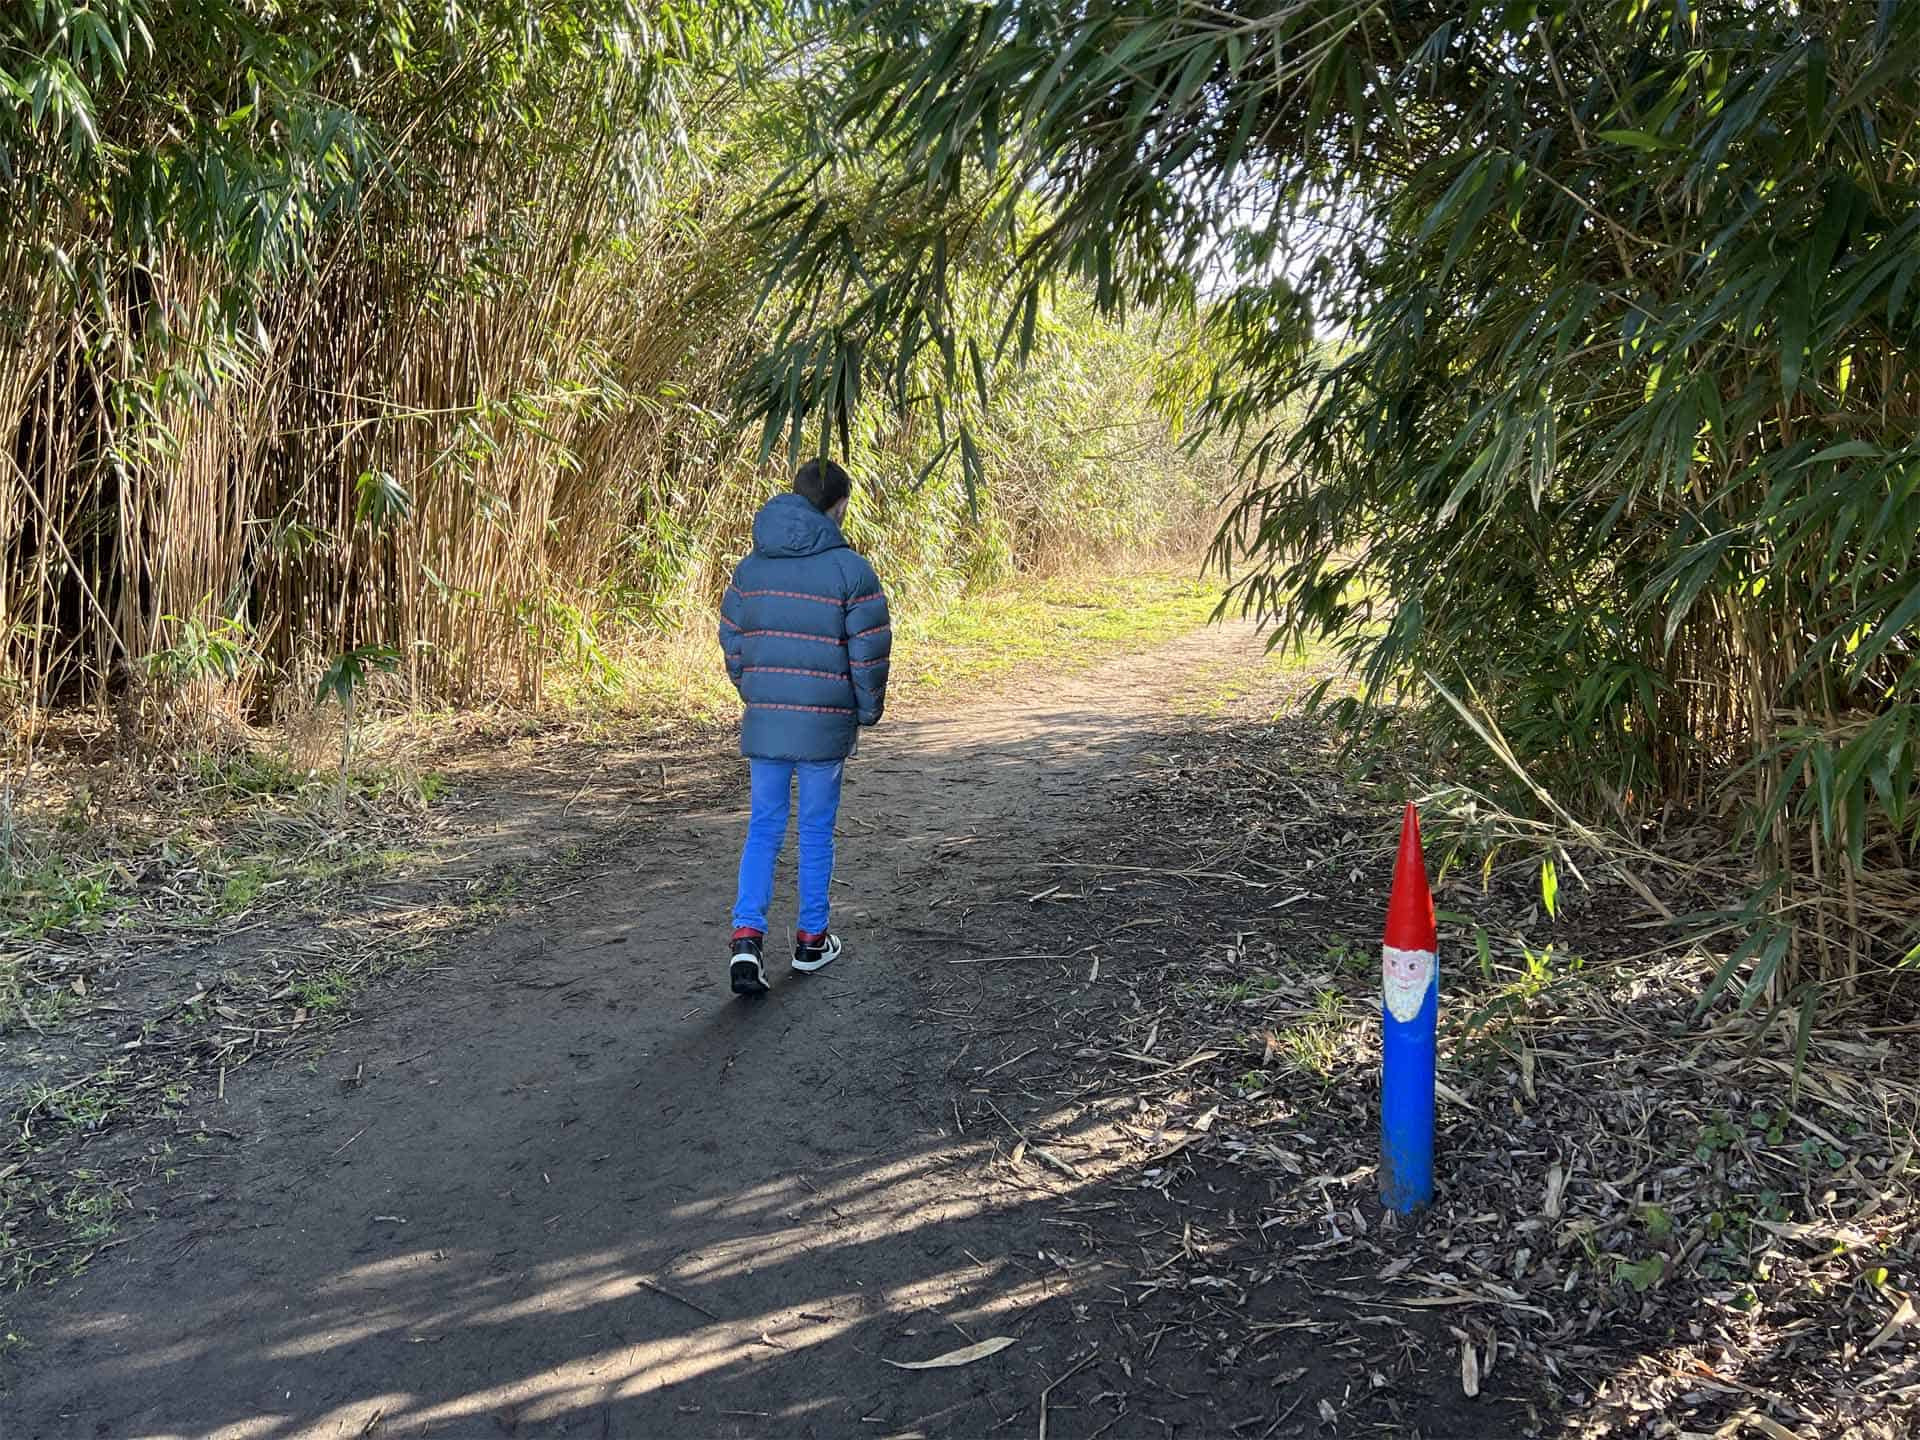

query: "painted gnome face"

left=1382, top=944, right=1434, bottom=1023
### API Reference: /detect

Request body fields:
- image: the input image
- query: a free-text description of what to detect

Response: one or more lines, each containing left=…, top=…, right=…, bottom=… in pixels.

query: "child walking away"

left=719, top=458, right=891, bottom=996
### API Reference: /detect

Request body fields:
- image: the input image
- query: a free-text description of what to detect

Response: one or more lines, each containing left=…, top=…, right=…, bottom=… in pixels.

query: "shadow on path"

left=2, top=628, right=1523, bottom=1439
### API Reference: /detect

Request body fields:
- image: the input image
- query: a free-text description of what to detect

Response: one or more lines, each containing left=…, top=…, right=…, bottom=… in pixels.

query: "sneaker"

left=730, top=931, right=769, bottom=995
left=792, top=931, right=842, bottom=973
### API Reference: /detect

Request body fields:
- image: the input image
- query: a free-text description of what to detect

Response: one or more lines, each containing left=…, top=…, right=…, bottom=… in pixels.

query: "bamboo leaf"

left=885, top=1336, right=1016, bottom=1370
left=1780, top=270, right=1812, bottom=397
left=1596, top=129, right=1684, bottom=152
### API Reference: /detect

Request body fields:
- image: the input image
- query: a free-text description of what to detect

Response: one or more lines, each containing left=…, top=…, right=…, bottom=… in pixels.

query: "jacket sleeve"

left=719, top=577, right=747, bottom=694
left=844, top=556, right=891, bottom=725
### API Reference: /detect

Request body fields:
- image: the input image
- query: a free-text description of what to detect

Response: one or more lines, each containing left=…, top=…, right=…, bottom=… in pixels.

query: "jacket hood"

left=752, top=492, right=848, bottom=559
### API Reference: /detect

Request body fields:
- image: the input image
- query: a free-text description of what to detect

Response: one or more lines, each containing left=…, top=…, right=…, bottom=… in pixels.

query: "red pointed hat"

left=1384, top=802, right=1437, bottom=952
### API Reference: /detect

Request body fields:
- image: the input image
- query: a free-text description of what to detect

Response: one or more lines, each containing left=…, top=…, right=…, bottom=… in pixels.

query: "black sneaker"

left=730, top=932, right=769, bottom=995
left=793, top=932, right=842, bottom=973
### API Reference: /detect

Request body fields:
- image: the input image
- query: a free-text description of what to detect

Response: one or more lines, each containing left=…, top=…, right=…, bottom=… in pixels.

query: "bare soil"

left=3, top=620, right=1840, bottom=1439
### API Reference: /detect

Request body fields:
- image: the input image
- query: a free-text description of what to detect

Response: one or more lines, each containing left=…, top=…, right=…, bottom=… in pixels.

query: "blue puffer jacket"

left=719, top=493, right=893, bottom=761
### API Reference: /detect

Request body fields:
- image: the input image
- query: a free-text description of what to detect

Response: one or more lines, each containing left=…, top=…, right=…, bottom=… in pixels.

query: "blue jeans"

left=732, top=759, right=844, bottom=937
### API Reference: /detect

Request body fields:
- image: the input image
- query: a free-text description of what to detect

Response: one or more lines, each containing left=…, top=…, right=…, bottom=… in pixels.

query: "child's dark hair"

left=794, top=456, right=851, bottom=513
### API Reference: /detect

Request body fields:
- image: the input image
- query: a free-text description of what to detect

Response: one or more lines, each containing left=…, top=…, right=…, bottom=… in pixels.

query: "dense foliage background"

left=8, top=0, right=1918, bottom=1002
left=0, top=0, right=1221, bottom=726
left=743, top=0, right=1920, bottom=1004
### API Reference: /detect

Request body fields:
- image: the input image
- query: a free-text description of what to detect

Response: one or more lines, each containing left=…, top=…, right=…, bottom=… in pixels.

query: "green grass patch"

left=1272, top=990, right=1351, bottom=1083
left=1179, top=636, right=1331, bottom=716
left=290, top=967, right=354, bottom=1014
left=194, top=750, right=308, bottom=799
left=18, top=1070, right=128, bottom=1141
left=893, top=570, right=1219, bottom=696
left=0, top=953, right=92, bottom=1034
left=0, top=1167, right=130, bottom=1287
left=218, top=861, right=274, bottom=915
left=1213, top=974, right=1287, bottom=1004
left=0, top=741, right=444, bottom=944
left=0, top=858, right=125, bottom=940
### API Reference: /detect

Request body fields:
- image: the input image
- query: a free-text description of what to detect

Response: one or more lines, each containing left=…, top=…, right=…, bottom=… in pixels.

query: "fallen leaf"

left=1730, top=1413, right=1809, bottom=1440
left=1032, top=1147, right=1084, bottom=1180
left=1157, top=1048, right=1220, bottom=1075
left=1461, top=1340, right=1481, bottom=1398
left=884, top=1336, right=1016, bottom=1370
left=1865, top=1295, right=1917, bottom=1354
left=1756, top=1218, right=1871, bottom=1250
left=1148, top=1135, right=1198, bottom=1164
left=1010, top=1140, right=1028, bottom=1166
left=1317, top=1399, right=1337, bottom=1423
left=1543, top=1162, right=1566, bottom=1220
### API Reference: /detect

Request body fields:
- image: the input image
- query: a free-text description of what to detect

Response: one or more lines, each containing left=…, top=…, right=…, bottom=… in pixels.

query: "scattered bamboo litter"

left=924, top=665, right=1920, bottom=1439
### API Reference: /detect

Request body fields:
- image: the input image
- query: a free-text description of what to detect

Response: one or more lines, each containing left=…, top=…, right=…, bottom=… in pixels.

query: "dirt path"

left=7, top=623, right=1384, bottom=1440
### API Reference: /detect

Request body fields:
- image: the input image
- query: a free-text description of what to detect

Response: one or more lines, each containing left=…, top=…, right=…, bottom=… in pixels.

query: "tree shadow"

left=9, top=661, right=1877, bottom=1438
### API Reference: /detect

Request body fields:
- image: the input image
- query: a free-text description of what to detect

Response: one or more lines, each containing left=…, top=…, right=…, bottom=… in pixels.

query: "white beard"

left=1382, top=944, right=1435, bottom=1023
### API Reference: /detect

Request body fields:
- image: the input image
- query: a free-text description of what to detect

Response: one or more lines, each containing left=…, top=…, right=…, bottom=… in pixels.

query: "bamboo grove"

left=7, top=0, right=1918, bottom=1002
left=744, top=0, right=1920, bottom=1001
left=1, top=1, right=1221, bottom=734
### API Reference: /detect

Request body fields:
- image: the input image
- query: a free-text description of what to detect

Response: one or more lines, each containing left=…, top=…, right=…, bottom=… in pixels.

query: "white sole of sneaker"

left=791, top=936, right=842, bottom=973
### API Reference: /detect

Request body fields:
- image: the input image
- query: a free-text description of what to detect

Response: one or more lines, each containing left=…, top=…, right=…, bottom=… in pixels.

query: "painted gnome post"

left=1380, top=802, right=1437, bottom=1213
